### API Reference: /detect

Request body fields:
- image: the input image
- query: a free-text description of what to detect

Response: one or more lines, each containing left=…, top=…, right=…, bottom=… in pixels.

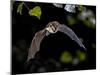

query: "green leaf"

left=78, top=5, right=85, bottom=12
left=60, top=51, right=72, bottom=63
left=17, top=2, right=24, bottom=15
left=29, top=6, right=42, bottom=19
left=67, top=16, right=77, bottom=26
left=76, top=50, right=86, bottom=62
left=83, top=18, right=96, bottom=29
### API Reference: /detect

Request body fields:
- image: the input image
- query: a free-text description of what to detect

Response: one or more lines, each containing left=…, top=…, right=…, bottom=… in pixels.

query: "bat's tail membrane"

left=58, top=24, right=86, bottom=50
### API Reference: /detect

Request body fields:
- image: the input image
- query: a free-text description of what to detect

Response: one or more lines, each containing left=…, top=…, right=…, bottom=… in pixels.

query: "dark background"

left=12, top=1, right=96, bottom=74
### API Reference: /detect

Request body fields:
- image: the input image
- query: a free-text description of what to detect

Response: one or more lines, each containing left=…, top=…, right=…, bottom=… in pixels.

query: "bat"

left=27, top=21, right=86, bottom=61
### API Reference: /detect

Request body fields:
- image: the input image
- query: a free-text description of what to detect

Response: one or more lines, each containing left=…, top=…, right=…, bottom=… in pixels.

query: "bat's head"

left=46, top=21, right=60, bottom=33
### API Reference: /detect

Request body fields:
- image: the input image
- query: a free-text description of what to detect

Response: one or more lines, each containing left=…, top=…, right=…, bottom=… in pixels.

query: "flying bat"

left=27, top=21, right=86, bottom=61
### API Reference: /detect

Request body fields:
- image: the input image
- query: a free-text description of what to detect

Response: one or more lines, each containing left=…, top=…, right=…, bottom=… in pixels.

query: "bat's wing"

left=58, top=24, right=86, bottom=50
left=27, top=29, right=47, bottom=61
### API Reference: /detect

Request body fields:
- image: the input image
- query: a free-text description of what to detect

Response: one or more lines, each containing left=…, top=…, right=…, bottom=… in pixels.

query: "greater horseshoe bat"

left=27, top=21, right=86, bottom=61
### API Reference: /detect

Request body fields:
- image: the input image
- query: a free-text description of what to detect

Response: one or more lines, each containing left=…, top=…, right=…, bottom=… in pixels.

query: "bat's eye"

left=49, top=24, right=52, bottom=27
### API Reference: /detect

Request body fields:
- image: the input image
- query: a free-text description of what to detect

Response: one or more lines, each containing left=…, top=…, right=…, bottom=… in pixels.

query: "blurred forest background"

left=12, top=1, right=96, bottom=74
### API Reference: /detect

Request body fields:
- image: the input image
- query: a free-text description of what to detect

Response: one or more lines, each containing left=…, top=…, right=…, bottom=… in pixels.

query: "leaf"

left=64, top=4, right=76, bottom=13
left=83, top=18, right=96, bottom=29
left=76, top=50, right=86, bottom=62
left=67, top=15, right=77, bottom=26
left=17, top=2, right=24, bottom=15
left=78, top=5, right=85, bottom=12
left=29, top=6, right=42, bottom=19
left=60, top=51, right=72, bottom=63
left=78, top=9, right=96, bottom=29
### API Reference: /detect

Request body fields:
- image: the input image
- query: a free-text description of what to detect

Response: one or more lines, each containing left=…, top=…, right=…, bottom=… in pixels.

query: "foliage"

left=76, top=50, right=86, bottom=62
left=29, top=6, right=42, bottom=19
left=17, top=2, right=24, bottom=15
left=60, top=51, right=72, bottom=63
left=17, top=2, right=42, bottom=19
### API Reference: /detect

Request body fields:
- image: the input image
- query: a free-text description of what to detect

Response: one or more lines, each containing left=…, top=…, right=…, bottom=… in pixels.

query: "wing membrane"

left=27, top=29, right=46, bottom=61
left=58, top=24, right=86, bottom=50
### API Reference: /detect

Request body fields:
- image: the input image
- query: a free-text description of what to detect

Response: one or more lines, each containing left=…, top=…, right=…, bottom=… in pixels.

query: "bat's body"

left=27, top=21, right=86, bottom=61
